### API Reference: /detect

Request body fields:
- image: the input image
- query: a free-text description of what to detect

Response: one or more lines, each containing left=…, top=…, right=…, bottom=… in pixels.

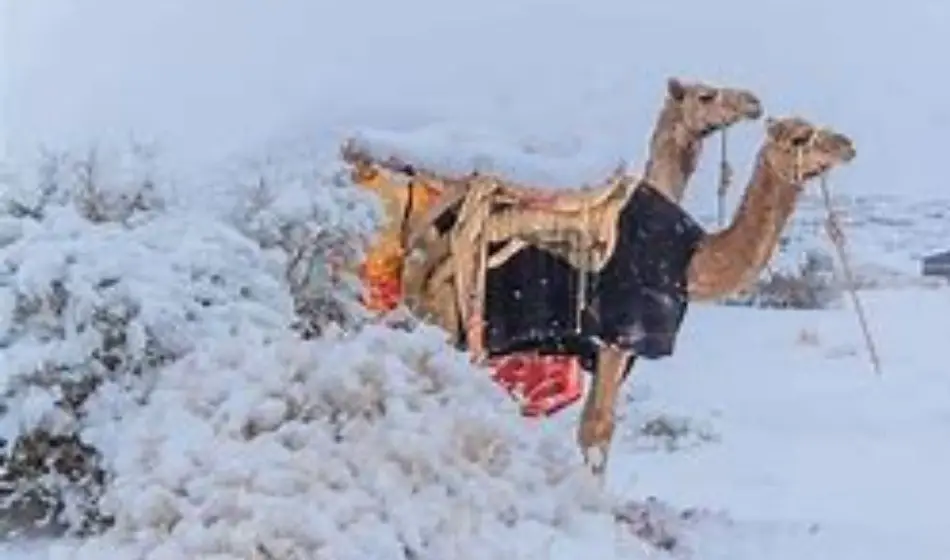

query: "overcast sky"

left=4, top=0, right=949, bottom=204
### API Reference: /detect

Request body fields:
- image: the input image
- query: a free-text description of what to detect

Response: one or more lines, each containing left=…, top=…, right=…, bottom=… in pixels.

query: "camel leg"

left=577, top=344, right=634, bottom=477
left=620, top=353, right=638, bottom=382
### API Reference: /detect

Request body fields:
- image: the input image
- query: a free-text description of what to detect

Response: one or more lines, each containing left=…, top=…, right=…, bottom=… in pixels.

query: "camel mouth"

left=835, top=136, right=857, bottom=163
left=745, top=103, right=764, bottom=120
left=826, top=135, right=857, bottom=164
left=738, top=92, right=764, bottom=120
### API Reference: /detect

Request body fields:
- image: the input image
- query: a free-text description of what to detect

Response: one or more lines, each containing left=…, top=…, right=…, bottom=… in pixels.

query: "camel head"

left=666, top=77, right=763, bottom=137
left=763, top=117, right=857, bottom=183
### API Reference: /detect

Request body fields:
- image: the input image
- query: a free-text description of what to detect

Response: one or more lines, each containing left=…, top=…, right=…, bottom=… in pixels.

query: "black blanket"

left=477, top=182, right=706, bottom=368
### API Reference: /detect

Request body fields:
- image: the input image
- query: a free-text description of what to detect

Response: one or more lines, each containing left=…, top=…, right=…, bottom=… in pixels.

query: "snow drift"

left=53, top=324, right=622, bottom=559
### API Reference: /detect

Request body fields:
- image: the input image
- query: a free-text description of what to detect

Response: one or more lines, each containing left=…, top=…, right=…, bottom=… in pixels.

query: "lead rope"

left=818, top=173, right=883, bottom=376
left=717, top=130, right=732, bottom=227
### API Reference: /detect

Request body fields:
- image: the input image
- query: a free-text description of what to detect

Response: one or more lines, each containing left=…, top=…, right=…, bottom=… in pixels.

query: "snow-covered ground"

left=2, top=286, right=948, bottom=559
left=613, top=288, right=950, bottom=558
left=5, top=0, right=950, bottom=558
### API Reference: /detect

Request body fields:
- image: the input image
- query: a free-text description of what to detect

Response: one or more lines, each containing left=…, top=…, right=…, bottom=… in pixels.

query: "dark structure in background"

left=922, top=250, right=950, bottom=279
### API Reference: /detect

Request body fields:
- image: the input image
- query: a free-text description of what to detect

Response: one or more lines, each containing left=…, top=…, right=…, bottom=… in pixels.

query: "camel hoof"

left=583, top=445, right=609, bottom=476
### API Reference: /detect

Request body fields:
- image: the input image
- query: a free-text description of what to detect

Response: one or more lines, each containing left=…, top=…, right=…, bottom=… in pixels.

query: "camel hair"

left=402, top=115, right=856, bottom=475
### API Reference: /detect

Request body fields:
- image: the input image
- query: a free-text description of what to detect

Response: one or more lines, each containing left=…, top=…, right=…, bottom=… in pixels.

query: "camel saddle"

left=444, top=172, right=638, bottom=280
left=402, top=173, right=639, bottom=361
left=485, top=175, right=627, bottom=213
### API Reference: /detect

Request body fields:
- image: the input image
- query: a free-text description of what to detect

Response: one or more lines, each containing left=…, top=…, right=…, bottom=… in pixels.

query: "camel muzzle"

left=742, top=94, right=764, bottom=120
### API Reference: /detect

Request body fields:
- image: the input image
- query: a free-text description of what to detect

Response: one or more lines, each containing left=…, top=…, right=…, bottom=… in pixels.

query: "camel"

left=394, top=79, right=761, bottom=402
left=339, top=77, right=762, bottom=418
left=404, top=116, right=856, bottom=475
left=344, top=77, right=762, bottom=324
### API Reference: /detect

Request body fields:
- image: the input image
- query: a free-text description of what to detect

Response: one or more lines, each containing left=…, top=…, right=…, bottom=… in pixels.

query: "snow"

left=611, top=289, right=950, bottom=557
left=5, top=0, right=950, bottom=558
left=4, top=286, right=949, bottom=559
left=52, top=325, right=628, bottom=560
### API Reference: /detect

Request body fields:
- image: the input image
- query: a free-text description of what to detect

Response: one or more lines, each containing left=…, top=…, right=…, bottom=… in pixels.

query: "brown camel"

left=380, top=78, right=762, bottom=331
left=406, top=116, right=856, bottom=475
left=576, top=116, right=856, bottom=474
left=337, top=77, right=762, bottom=430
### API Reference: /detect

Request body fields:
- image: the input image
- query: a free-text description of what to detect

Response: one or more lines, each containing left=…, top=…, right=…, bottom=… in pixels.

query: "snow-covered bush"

left=723, top=248, right=842, bottom=310
left=0, top=144, right=378, bottom=537
left=213, top=142, right=383, bottom=337
left=0, top=147, right=172, bottom=536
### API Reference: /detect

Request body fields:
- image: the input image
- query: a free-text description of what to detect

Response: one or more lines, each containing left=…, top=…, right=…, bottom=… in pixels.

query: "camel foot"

left=577, top=409, right=615, bottom=478
left=583, top=443, right=610, bottom=479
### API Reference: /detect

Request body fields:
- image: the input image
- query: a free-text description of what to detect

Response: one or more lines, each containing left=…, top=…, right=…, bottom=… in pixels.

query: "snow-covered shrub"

left=723, top=249, right=842, bottom=310
left=1, top=146, right=165, bottom=227
left=630, top=413, right=719, bottom=453
left=0, top=146, right=303, bottom=536
left=50, top=324, right=622, bottom=560
left=213, top=143, right=383, bottom=337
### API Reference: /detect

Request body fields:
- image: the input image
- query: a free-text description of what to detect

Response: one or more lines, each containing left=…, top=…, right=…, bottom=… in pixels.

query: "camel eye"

left=791, top=132, right=813, bottom=147
left=698, top=91, right=716, bottom=102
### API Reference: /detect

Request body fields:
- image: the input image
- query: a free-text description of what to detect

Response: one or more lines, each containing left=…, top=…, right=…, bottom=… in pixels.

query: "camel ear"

left=667, top=78, right=686, bottom=101
left=765, top=117, right=785, bottom=140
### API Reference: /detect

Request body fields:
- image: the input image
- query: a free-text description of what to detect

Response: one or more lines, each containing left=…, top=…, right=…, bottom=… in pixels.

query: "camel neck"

left=686, top=148, right=803, bottom=300
left=643, top=104, right=702, bottom=203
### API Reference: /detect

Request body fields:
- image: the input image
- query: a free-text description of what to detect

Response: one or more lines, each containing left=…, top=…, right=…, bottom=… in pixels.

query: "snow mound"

left=51, top=324, right=633, bottom=560
left=346, top=125, right=625, bottom=190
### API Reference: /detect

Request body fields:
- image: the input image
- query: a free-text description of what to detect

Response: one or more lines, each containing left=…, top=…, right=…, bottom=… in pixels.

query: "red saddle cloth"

left=488, top=353, right=584, bottom=417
